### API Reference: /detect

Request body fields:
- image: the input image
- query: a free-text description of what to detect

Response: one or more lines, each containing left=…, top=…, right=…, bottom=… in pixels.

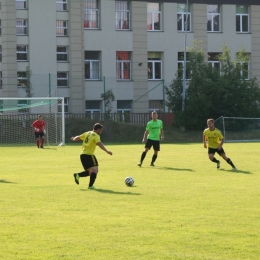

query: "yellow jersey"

left=79, top=131, right=100, bottom=155
left=203, top=128, right=223, bottom=148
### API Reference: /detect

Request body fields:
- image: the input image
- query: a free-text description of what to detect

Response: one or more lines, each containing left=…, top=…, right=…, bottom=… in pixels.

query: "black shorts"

left=34, top=132, right=44, bottom=139
left=80, top=154, right=99, bottom=170
left=208, top=147, right=225, bottom=156
left=145, top=139, right=160, bottom=151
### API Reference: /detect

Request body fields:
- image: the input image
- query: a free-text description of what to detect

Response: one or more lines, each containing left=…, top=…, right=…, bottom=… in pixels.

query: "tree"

left=100, top=89, right=115, bottom=114
left=165, top=42, right=260, bottom=130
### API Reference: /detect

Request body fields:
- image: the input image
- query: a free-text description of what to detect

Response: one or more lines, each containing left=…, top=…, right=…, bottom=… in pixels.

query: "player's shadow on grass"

left=219, top=169, right=252, bottom=174
left=0, top=179, right=16, bottom=184
left=157, top=167, right=194, bottom=172
left=80, top=188, right=141, bottom=195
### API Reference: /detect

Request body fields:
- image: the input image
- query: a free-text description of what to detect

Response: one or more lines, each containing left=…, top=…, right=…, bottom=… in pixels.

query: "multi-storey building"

left=0, top=0, right=259, bottom=114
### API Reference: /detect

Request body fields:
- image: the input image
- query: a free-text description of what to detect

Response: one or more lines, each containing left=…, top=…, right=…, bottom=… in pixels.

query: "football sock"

left=212, top=157, right=219, bottom=163
left=226, top=158, right=235, bottom=168
left=41, top=138, right=45, bottom=146
left=36, top=140, right=39, bottom=147
left=140, top=152, right=146, bottom=163
left=151, top=154, right=157, bottom=163
left=78, top=171, right=89, bottom=177
left=89, top=173, right=97, bottom=187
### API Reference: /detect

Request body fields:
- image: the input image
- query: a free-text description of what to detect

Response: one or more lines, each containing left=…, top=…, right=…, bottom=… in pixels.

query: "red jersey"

left=32, top=120, right=45, bottom=132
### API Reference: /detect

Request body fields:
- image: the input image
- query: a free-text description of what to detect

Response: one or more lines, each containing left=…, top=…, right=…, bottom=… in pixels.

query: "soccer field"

left=0, top=143, right=259, bottom=260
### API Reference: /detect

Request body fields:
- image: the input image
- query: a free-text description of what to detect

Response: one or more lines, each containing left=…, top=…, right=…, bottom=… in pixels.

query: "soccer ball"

left=125, top=176, right=134, bottom=187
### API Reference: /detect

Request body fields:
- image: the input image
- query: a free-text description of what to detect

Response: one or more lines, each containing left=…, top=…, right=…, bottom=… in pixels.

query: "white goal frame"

left=0, top=97, right=65, bottom=146
left=215, top=116, right=260, bottom=142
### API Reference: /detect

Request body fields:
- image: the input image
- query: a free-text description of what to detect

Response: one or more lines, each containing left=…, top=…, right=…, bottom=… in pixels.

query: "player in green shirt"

left=203, top=118, right=236, bottom=169
left=71, top=123, right=112, bottom=189
left=138, top=111, right=164, bottom=167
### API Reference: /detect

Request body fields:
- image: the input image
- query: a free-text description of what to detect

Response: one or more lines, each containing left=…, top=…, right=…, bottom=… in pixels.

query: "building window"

left=17, top=71, right=27, bottom=87
left=208, top=53, right=221, bottom=71
left=57, top=46, right=68, bottom=62
left=147, top=3, right=161, bottom=31
left=207, top=5, right=220, bottom=32
left=58, top=98, right=69, bottom=113
left=56, top=0, right=68, bottom=11
left=149, top=100, right=163, bottom=112
left=16, top=0, right=27, bottom=9
left=0, top=72, right=2, bottom=89
left=115, top=1, right=130, bottom=30
left=116, top=51, right=131, bottom=80
left=117, top=100, right=132, bottom=112
left=177, top=4, right=191, bottom=32
left=85, top=51, right=100, bottom=80
left=56, top=21, right=68, bottom=36
left=57, top=72, right=69, bottom=87
left=236, top=5, right=249, bottom=33
left=236, top=53, right=250, bottom=79
left=86, top=100, right=101, bottom=119
left=16, top=19, right=28, bottom=35
left=84, top=0, right=99, bottom=29
left=178, top=52, right=190, bottom=79
left=0, top=45, right=2, bottom=62
left=148, top=52, right=162, bottom=80
left=17, top=46, right=28, bottom=61
left=18, top=100, right=30, bottom=113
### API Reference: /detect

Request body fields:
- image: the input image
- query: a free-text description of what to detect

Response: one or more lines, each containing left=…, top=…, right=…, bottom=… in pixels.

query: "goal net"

left=0, top=98, right=65, bottom=146
left=214, top=116, right=260, bottom=142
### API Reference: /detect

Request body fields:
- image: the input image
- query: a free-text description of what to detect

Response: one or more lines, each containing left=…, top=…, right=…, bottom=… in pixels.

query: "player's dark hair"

left=93, top=123, right=103, bottom=131
left=38, top=115, right=42, bottom=118
left=207, top=118, right=214, bottom=123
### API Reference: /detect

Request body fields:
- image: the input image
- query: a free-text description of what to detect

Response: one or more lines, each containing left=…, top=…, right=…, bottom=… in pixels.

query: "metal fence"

left=65, top=112, right=173, bottom=126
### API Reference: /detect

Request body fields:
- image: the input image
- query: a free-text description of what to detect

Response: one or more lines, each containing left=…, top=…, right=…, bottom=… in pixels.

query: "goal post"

left=0, top=97, right=65, bottom=146
left=214, top=116, right=260, bottom=142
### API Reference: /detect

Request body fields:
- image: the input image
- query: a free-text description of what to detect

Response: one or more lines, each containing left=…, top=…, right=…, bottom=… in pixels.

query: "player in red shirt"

left=31, top=115, right=46, bottom=148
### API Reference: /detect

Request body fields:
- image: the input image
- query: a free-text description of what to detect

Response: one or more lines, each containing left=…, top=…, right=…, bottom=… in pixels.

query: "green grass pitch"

left=0, top=143, right=259, bottom=260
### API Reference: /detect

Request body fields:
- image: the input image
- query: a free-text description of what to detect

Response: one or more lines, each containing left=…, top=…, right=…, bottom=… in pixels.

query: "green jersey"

left=146, top=119, right=163, bottom=141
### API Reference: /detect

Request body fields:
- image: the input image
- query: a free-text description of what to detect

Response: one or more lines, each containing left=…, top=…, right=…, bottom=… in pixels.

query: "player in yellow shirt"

left=203, top=118, right=236, bottom=169
left=71, top=123, right=112, bottom=189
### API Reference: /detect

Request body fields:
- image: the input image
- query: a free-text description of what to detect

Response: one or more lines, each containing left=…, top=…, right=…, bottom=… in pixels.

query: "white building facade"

left=0, top=0, right=260, bottom=114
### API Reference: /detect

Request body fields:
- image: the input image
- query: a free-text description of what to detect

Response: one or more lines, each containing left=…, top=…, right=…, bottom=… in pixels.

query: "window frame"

left=208, top=52, right=221, bottom=72
left=115, top=1, right=130, bottom=30
left=147, top=3, right=162, bottom=31
left=57, top=46, right=68, bottom=62
left=116, top=51, right=132, bottom=80
left=56, top=0, right=68, bottom=12
left=178, top=52, right=190, bottom=79
left=17, top=71, right=27, bottom=87
left=57, top=72, right=69, bottom=87
left=177, top=4, right=191, bottom=32
left=16, top=19, right=28, bottom=35
left=56, top=21, right=68, bottom=36
left=207, top=5, right=221, bottom=32
left=85, top=51, right=101, bottom=80
left=84, top=0, right=100, bottom=29
left=17, top=45, right=28, bottom=61
left=58, top=98, right=69, bottom=113
left=16, top=0, right=27, bottom=10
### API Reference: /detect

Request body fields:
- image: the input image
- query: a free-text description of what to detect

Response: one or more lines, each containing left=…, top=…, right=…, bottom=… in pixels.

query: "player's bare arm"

left=160, top=129, right=164, bottom=140
left=71, top=136, right=80, bottom=141
left=142, top=130, right=149, bottom=143
left=97, top=142, right=112, bottom=155
left=203, top=135, right=207, bottom=148
left=217, top=139, right=224, bottom=150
